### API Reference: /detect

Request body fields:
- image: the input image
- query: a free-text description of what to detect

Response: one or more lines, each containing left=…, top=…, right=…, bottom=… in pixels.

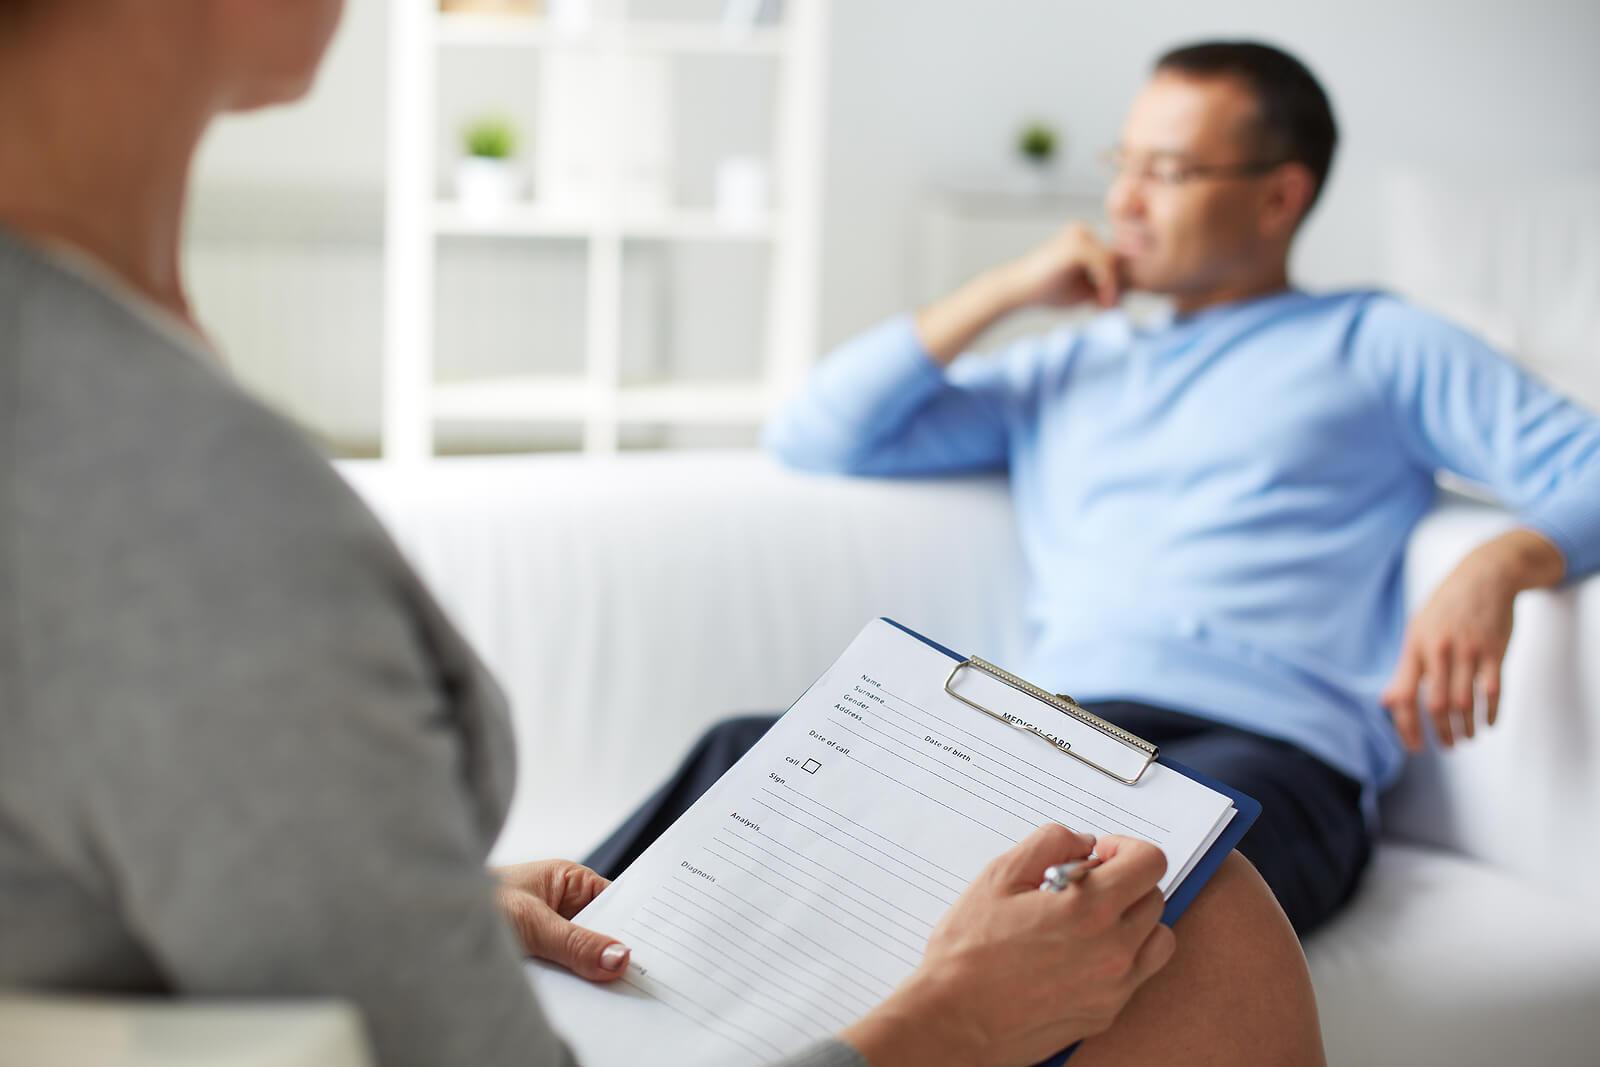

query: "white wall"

left=186, top=0, right=1600, bottom=448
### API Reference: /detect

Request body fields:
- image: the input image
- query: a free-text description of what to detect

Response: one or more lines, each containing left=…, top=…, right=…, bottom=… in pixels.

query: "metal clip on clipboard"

left=944, top=656, right=1159, bottom=785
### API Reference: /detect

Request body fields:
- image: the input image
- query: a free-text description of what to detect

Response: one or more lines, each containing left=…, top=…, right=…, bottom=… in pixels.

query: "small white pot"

left=1012, top=158, right=1057, bottom=197
left=455, top=157, right=522, bottom=217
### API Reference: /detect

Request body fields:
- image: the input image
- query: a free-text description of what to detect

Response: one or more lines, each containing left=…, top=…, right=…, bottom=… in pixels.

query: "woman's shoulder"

left=3, top=231, right=439, bottom=656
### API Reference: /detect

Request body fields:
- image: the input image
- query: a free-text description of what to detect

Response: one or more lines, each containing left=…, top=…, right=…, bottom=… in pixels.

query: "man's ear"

left=1258, top=162, right=1317, bottom=240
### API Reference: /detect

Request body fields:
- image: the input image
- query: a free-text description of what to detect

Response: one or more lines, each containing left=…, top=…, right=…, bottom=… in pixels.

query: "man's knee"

left=697, top=713, right=780, bottom=760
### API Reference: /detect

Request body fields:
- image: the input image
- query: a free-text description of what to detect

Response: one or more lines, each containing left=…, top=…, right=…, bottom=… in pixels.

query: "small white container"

left=548, top=0, right=592, bottom=34
left=454, top=157, right=522, bottom=218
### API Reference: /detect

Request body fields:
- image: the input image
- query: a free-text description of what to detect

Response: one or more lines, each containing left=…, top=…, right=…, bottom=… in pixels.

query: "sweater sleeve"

left=1352, top=295, right=1600, bottom=579
left=764, top=313, right=1055, bottom=476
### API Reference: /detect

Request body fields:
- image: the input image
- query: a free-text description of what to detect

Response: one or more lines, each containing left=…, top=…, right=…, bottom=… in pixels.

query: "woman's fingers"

left=1129, top=921, right=1177, bottom=987
left=499, top=885, right=631, bottom=982
left=987, top=823, right=1096, bottom=892
left=1082, top=836, right=1168, bottom=912
left=551, top=862, right=611, bottom=919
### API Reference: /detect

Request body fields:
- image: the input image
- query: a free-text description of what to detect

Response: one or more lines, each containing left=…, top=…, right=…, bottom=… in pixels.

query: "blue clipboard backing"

left=879, top=618, right=1261, bottom=1067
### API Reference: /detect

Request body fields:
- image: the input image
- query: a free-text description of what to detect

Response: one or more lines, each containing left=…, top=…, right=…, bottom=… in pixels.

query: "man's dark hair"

left=1155, top=41, right=1338, bottom=215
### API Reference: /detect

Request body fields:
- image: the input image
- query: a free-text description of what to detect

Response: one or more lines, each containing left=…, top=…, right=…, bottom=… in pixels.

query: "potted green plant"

left=1014, top=120, right=1060, bottom=194
left=456, top=116, right=522, bottom=216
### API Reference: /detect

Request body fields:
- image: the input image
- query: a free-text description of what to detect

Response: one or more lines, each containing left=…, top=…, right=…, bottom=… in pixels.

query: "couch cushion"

left=1306, top=843, right=1600, bottom=1066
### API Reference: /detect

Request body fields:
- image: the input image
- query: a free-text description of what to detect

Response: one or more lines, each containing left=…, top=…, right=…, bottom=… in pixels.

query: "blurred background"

left=184, top=0, right=1600, bottom=458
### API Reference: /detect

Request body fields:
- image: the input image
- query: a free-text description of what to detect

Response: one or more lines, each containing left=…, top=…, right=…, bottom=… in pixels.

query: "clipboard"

left=881, top=617, right=1260, bottom=923
left=880, top=617, right=1262, bottom=1066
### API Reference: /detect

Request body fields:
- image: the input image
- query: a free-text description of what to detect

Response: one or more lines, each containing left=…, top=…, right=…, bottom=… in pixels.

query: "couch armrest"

left=1382, top=495, right=1600, bottom=905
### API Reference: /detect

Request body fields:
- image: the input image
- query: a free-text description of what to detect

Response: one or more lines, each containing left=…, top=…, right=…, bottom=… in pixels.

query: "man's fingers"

left=1382, top=644, right=1425, bottom=753
left=1424, top=642, right=1455, bottom=748
left=1083, top=245, right=1122, bottom=307
left=1389, top=697, right=1422, bottom=753
left=1451, top=645, right=1477, bottom=740
left=987, top=823, right=1096, bottom=892
left=503, top=890, right=631, bottom=982
left=1481, top=658, right=1503, bottom=727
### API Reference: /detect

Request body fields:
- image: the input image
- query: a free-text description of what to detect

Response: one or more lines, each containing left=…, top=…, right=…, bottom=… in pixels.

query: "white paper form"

left=529, top=619, right=1237, bottom=1066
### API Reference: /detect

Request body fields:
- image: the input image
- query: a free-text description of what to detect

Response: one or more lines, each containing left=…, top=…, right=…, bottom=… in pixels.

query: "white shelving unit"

left=383, top=0, right=829, bottom=459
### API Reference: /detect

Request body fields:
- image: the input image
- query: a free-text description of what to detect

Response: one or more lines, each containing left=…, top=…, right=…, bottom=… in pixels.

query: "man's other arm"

left=1356, top=296, right=1600, bottom=749
left=764, top=223, right=1123, bottom=476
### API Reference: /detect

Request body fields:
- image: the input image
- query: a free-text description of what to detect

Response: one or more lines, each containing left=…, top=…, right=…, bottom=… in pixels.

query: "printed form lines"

left=618, top=973, right=780, bottom=1063
left=752, top=787, right=966, bottom=900
left=877, top=685, right=1171, bottom=836
left=712, top=832, right=934, bottom=940
left=768, top=783, right=972, bottom=885
left=639, top=898, right=863, bottom=1026
left=622, top=922, right=833, bottom=1040
left=832, top=711, right=1154, bottom=841
left=699, top=842, right=924, bottom=966
left=667, top=875, right=896, bottom=998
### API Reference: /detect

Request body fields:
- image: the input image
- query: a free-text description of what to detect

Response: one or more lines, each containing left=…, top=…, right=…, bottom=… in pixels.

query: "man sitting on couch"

left=588, top=41, right=1600, bottom=941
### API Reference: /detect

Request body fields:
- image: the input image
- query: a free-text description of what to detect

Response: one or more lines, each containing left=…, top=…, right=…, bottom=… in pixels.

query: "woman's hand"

left=841, top=825, right=1175, bottom=1067
left=492, top=860, right=631, bottom=982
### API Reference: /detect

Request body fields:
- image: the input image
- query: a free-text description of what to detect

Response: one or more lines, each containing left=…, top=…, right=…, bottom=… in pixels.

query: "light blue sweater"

left=765, top=290, right=1600, bottom=803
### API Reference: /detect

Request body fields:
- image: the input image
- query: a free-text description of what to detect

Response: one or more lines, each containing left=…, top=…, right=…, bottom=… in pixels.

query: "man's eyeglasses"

left=1098, top=147, right=1287, bottom=186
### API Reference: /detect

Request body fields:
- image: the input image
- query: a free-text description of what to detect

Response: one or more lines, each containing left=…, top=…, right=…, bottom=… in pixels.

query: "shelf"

left=624, top=212, right=775, bottom=241
left=388, top=0, right=826, bottom=458
left=435, top=14, right=786, bottom=55
left=434, top=203, right=593, bottom=238
left=434, top=13, right=573, bottom=48
left=433, top=376, right=592, bottom=420
left=430, top=377, right=770, bottom=423
left=616, top=382, right=771, bottom=422
left=433, top=202, right=775, bottom=241
left=624, top=23, right=787, bottom=56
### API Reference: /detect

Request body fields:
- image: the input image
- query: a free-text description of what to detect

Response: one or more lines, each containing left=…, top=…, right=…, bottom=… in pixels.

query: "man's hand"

left=841, top=825, right=1174, bottom=1067
left=1381, top=528, right=1564, bottom=751
left=492, top=860, right=630, bottom=982
left=998, top=222, right=1129, bottom=312
left=914, top=223, right=1129, bottom=366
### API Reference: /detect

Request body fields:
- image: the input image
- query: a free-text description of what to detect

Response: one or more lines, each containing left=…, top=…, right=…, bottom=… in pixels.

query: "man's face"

left=1105, top=71, right=1291, bottom=297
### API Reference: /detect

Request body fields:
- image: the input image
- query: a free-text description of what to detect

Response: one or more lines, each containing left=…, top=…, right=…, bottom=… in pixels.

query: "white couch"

left=336, top=451, right=1600, bottom=1066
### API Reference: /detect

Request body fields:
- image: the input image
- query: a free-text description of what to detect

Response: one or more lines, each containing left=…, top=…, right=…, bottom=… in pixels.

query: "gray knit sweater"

left=0, top=230, right=865, bottom=1067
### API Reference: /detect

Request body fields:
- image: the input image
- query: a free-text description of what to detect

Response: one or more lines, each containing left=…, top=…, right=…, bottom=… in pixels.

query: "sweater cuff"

left=780, top=1038, right=871, bottom=1067
left=1521, top=468, right=1600, bottom=581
